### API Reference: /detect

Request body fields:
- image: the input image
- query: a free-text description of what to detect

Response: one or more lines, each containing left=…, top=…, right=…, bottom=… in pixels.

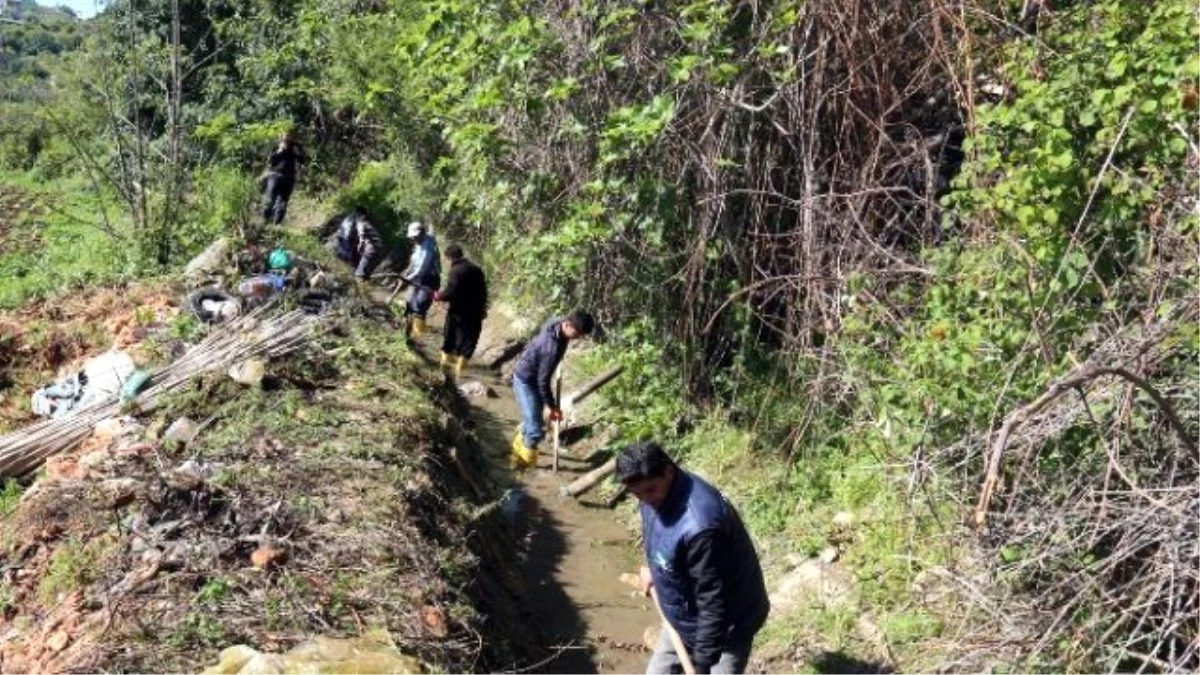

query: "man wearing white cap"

left=400, top=221, right=441, bottom=337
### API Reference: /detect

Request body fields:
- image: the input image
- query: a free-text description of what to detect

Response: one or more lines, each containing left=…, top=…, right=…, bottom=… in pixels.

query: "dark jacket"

left=512, top=318, right=568, bottom=409
left=440, top=257, right=488, bottom=321
left=642, top=470, right=769, bottom=672
left=267, top=143, right=305, bottom=178
left=334, top=214, right=383, bottom=278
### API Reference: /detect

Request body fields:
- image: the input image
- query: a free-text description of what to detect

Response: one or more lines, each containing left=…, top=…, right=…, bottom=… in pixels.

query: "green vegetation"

left=38, top=533, right=117, bottom=605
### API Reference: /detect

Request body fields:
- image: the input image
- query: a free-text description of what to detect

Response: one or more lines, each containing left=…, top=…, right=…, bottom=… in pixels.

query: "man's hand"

left=638, top=565, right=653, bottom=596
left=548, top=408, right=563, bottom=423
left=432, top=291, right=443, bottom=302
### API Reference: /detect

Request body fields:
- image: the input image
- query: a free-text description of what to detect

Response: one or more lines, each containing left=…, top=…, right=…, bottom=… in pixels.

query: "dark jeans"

left=442, top=313, right=483, bottom=359
left=405, top=278, right=439, bottom=317
left=262, top=173, right=296, bottom=224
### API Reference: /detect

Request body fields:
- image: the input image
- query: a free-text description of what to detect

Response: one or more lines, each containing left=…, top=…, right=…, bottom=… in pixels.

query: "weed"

left=195, top=576, right=233, bottom=605
left=38, top=533, right=116, bottom=605
left=168, top=313, right=203, bottom=341
left=0, top=479, right=22, bottom=517
left=0, top=579, right=13, bottom=614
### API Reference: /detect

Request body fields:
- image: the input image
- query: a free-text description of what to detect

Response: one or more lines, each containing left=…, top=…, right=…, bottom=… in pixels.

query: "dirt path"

left=409, top=311, right=652, bottom=674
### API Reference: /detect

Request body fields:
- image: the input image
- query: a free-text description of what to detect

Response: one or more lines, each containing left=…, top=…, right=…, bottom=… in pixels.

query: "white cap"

left=407, top=221, right=425, bottom=237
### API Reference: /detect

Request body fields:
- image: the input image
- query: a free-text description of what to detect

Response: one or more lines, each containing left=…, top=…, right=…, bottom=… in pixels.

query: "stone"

left=164, top=417, right=200, bottom=446
left=770, top=558, right=853, bottom=613
left=832, top=510, right=855, bottom=527
left=420, top=605, right=448, bottom=638
left=45, top=630, right=70, bottom=655
left=457, top=380, right=496, bottom=399
left=251, top=546, right=287, bottom=570
left=93, top=417, right=137, bottom=441
left=185, top=237, right=231, bottom=283
left=643, top=623, right=661, bottom=651
left=94, top=478, right=140, bottom=509
left=819, top=546, right=840, bottom=564
left=166, top=460, right=215, bottom=492
left=229, top=359, right=266, bottom=386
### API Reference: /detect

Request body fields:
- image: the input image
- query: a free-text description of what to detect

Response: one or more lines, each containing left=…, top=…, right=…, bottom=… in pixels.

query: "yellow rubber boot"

left=510, top=432, right=537, bottom=470
left=454, top=356, right=467, bottom=379
left=410, top=317, right=427, bottom=338
left=439, top=352, right=452, bottom=369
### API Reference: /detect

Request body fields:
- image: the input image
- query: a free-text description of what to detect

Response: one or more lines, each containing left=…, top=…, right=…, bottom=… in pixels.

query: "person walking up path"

left=261, top=128, right=305, bottom=227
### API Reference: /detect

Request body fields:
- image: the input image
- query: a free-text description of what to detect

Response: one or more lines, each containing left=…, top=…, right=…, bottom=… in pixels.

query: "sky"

left=37, top=0, right=104, bottom=20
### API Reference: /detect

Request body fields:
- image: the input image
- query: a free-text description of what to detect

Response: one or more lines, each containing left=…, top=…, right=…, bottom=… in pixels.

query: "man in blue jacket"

left=509, top=311, right=595, bottom=469
left=616, top=441, right=770, bottom=674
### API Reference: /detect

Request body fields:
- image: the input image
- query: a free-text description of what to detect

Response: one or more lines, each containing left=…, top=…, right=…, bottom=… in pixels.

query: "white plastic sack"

left=30, top=350, right=137, bottom=419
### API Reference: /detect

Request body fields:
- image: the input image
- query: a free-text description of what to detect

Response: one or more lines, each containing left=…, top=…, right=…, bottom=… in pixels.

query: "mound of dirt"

left=0, top=283, right=180, bottom=432
left=0, top=313, right=524, bottom=674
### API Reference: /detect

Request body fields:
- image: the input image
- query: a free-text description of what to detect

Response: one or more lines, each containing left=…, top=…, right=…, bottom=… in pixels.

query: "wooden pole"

left=619, top=573, right=696, bottom=675
left=563, top=365, right=624, bottom=407
left=559, top=457, right=616, bottom=498
left=552, top=368, right=562, bottom=473
left=652, top=587, right=697, bottom=675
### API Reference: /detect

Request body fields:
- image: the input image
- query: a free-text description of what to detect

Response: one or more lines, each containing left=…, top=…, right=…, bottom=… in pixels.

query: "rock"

left=164, top=417, right=200, bottom=446
left=166, top=460, right=217, bottom=492
left=420, top=605, right=449, bottom=638
left=185, top=237, right=231, bottom=283
left=251, top=545, right=287, bottom=570
left=456, top=380, right=496, bottom=399
left=203, top=631, right=421, bottom=675
left=832, top=510, right=855, bottom=527
left=93, top=478, right=140, bottom=509
left=770, top=558, right=853, bottom=613
left=45, top=630, right=70, bottom=655
left=229, top=359, right=266, bottom=386
left=46, top=456, right=85, bottom=481
left=93, top=416, right=138, bottom=441
left=819, top=546, right=840, bottom=564
left=643, top=623, right=661, bottom=651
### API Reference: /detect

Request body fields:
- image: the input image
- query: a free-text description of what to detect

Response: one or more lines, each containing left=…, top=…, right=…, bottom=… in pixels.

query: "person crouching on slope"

left=432, top=244, right=488, bottom=379
left=401, top=221, right=440, bottom=337
left=509, top=310, right=595, bottom=469
left=332, top=206, right=384, bottom=281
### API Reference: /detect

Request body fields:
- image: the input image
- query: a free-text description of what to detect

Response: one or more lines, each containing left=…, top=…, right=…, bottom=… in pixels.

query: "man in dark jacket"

left=332, top=207, right=384, bottom=281
left=616, top=441, right=770, bottom=675
left=261, top=129, right=305, bottom=226
left=433, top=244, right=488, bottom=378
left=509, top=310, right=594, bottom=469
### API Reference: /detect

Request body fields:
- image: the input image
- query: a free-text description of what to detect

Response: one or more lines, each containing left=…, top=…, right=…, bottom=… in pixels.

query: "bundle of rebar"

left=0, top=304, right=328, bottom=478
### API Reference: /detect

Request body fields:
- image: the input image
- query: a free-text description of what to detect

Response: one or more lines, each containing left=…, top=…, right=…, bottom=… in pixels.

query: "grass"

left=565, top=342, right=955, bottom=670
left=38, top=533, right=117, bottom=605
left=0, top=171, right=136, bottom=310
left=0, top=479, right=21, bottom=518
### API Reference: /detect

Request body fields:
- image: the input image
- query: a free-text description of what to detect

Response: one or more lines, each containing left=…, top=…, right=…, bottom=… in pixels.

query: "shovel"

left=619, top=572, right=697, bottom=675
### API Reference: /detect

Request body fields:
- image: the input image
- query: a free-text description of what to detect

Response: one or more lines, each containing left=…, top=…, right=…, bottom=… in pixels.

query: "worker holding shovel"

left=509, top=311, right=594, bottom=470
left=616, top=442, right=770, bottom=675
left=399, top=221, right=441, bottom=337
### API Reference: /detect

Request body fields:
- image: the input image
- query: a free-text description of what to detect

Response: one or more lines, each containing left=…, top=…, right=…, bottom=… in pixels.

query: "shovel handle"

left=650, top=587, right=697, bottom=675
